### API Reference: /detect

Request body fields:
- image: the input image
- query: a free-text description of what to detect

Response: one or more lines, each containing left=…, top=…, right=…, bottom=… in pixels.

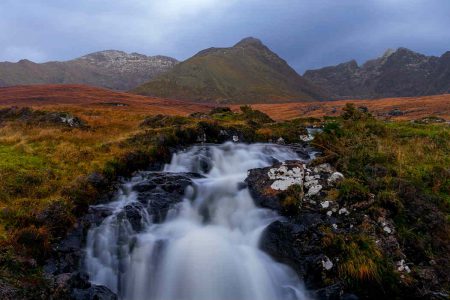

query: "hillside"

left=0, top=84, right=209, bottom=114
left=0, top=51, right=178, bottom=90
left=304, top=48, right=450, bottom=99
left=133, top=37, right=328, bottom=104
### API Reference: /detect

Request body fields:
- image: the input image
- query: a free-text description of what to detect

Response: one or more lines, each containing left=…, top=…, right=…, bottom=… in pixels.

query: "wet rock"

left=288, top=144, right=311, bottom=160
left=259, top=221, right=304, bottom=275
left=118, top=202, right=146, bottom=232
left=133, top=172, right=203, bottom=223
left=72, top=285, right=117, bottom=300
left=50, top=271, right=117, bottom=300
left=246, top=161, right=304, bottom=211
left=314, top=283, right=344, bottom=300
left=216, top=128, right=246, bottom=143
left=252, top=156, right=414, bottom=299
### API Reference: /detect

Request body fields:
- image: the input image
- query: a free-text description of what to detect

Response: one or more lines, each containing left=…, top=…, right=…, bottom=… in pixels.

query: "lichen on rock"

left=267, top=163, right=304, bottom=191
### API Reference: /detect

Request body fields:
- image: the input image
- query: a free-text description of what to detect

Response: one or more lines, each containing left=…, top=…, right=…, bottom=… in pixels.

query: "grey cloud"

left=0, top=0, right=449, bottom=72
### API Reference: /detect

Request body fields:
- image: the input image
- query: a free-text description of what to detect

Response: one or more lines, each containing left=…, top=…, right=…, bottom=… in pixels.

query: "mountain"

left=132, top=37, right=328, bottom=103
left=303, top=48, right=450, bottom=99
left=0, top=51, right=178, bottom=90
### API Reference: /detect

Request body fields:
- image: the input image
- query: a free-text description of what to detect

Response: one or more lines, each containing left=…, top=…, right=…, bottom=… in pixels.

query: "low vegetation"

left=0, top=104, right=288, bottom=295
left=313, top=103, right=449, bottom=295
left=0, top=100, right=448, bottom=298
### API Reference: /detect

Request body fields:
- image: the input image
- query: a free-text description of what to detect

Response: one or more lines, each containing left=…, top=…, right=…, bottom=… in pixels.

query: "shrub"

left=376, top=190, right=403, bottom=216
left=140, top=114, right=190, bottom=128
left=13, top=226, right=50, bottom=261
left=209, top=107, right=232, bottom=115
left=240, top=105, right=274, bottom=124
left=341, top=103, right=372, bottom=121
left=36, top=199, right=76, bottom=238
left=338, top=178, right=370, bottom=204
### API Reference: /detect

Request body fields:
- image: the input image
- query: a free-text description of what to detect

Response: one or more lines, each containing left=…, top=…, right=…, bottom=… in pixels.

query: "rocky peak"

left=386, top=47, right=433, bottom=66
left=382, top=48, right=396, bottom=58
left=234, top=37, right=265, bottom=49
left=335, top=60, right=359, bottom=71
left=304, top=46, right=449, bottom=99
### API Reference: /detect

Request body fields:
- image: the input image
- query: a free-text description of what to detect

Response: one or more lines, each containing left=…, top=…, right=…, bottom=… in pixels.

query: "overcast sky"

left=1, top=0, right=449, bottom=73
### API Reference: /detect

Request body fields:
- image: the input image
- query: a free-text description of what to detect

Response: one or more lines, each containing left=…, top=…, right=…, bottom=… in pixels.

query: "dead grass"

left=233, top=94, right=450, bottom=121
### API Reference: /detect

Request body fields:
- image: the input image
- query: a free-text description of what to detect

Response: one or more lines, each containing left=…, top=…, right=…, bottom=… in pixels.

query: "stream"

left=84, top=143, right=312, bottom=300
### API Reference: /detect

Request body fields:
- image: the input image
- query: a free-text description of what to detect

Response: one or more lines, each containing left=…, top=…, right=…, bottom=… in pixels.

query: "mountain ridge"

left=132, top=37, right=328, bottom=104
left=304, top=47, right=449, bottom=99
left=0, top=51, right=178, bottom=91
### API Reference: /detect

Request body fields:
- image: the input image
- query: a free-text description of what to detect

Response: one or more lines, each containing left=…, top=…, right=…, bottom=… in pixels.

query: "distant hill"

left=132, top=37, right=328, bottom=104
left=0, top=84, right=210, bottom=115
left=0, top=51, right=178, bottom=90
left=303, top=48, right=450, bottom=99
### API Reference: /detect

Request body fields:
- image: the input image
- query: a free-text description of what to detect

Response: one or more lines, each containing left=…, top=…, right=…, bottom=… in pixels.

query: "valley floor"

left=0, top=84, right=448, bottom=299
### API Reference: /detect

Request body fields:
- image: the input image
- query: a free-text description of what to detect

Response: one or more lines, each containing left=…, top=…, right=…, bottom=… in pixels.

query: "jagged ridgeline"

left=132, top=37, right=328, bottom=103
left=304, top=48, right=450, bottom=99
left=0, top=51, right=178, bottom=90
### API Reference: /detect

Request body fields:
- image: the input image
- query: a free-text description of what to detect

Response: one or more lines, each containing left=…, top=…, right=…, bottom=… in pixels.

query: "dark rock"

left=189, top=112, right=211, bottom=119
left=133, top=172, right=202, bottom=223
left=289, top=144, right=311, bottom=160
left=314, top=283, right=344, bottom=300
left=72, top=285, right=117, bottom=300
left=304, top=47, right=449, bottom=99
left=86, top=173, right=108, bottom=189
left=260, top=221, right=304, bottom=275
left=50, top=271, right=117, bottom=300
left=118, top=202, right=146, bottom=232
left=246, top=160, right=304, bottom=212
left=388, top=108, right=404, bottom=116
left=0, top=106, right=87, bottom=128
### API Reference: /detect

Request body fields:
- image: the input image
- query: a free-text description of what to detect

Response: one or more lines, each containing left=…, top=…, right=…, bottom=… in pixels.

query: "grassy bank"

left=0, top=102, right=448, bottom=298
left=313, top=104, right=449, bottom=295
left=0, top=104, right=302, bottom=296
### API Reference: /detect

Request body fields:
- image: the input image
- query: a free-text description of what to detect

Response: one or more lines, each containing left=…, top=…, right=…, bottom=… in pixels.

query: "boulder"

left=246, top=161, right=304, bottom=211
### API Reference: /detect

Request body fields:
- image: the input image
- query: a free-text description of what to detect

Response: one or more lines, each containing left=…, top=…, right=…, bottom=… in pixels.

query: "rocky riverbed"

left=43, top=139, right=445, bottom=300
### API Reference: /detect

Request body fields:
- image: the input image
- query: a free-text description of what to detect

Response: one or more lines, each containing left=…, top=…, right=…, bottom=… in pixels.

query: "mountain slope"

left=132, top=37, right=327, bottom=103
left=304, top=48, right=449, bottom=99
left=0, top=51, right=178, bottom=90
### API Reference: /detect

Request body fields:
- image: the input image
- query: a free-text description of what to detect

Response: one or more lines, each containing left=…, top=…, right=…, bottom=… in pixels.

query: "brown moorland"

left=236, top=94, right=450, bottom=121
left=0, top=84, right=211, bottom=114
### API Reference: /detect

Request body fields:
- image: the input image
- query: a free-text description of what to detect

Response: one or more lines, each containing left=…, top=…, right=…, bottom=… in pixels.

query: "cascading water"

left=84, top=143, right=312, bottom=300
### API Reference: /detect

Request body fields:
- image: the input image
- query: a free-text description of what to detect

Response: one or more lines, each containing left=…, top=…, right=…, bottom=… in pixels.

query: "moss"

left=376, top=190, right=403, bottom=216
left=314, top=105, right=450, bottom=294
left=338, top=178, right=370, bottom=204
left=140, top=114, right=191, bottom=128
left=279, top=184, right=303, bottom=216
left=322, top=230, right=400, bottom=297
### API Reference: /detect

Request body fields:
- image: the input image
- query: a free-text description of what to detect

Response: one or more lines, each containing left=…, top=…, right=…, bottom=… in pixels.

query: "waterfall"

left=84, top=143, right=311, bottom=300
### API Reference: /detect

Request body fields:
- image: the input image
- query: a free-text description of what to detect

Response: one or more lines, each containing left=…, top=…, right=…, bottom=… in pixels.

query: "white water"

left=84, top=143, right=311, bottom=300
